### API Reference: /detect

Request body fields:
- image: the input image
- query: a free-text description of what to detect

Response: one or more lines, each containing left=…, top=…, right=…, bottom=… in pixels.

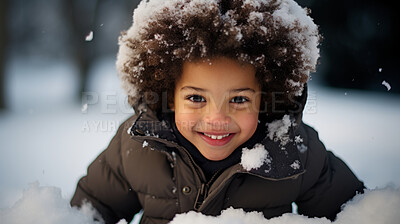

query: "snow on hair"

left=116, top=0, right=320, bottom=111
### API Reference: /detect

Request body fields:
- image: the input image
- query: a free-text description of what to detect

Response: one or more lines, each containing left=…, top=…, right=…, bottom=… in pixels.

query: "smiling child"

left=71, top=0, right=365, bottom=223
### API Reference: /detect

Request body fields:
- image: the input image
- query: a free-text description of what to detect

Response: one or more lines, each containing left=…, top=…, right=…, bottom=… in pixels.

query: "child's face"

left=173, top=57, right=261, bottom=161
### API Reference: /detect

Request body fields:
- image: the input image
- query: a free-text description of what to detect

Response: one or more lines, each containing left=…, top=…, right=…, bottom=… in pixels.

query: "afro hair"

left=116, top=0, right=320, bottom=113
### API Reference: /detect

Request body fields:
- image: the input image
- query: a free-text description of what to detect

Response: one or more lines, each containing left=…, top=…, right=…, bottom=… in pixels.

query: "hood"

left=116, top=0, right=320, bottom=110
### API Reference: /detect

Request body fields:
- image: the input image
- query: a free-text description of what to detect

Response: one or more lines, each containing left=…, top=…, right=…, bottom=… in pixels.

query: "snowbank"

left=1, top=183, right=399, bottom=224
left=171, top=188, right=400, bottom=224
left=0, top=182, right=104, bottom=224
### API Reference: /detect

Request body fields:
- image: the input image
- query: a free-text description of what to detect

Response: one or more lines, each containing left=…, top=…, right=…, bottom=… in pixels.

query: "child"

left=71, top=0, right=365, bottom=223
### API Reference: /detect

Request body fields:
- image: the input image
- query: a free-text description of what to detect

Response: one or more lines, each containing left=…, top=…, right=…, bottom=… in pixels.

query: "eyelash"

left=186, top=95, right=206, bottom=103
left=230, top=96, right=250, bottom=104
left=185, top=95, right=250, bottom=104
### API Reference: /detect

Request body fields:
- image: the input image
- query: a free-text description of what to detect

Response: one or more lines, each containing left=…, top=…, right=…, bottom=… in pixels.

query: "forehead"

left=177, top=57, right=259, bottom=90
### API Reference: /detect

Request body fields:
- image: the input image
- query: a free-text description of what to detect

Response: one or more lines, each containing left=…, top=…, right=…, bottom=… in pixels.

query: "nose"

left=203, top=105, right=231, bottom=131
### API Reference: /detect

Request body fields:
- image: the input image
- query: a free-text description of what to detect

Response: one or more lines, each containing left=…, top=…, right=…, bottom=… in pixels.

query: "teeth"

left=203, top=133, right=230, bottom=140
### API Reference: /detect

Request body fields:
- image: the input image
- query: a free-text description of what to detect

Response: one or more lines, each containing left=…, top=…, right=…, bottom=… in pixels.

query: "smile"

left=203, top=133, right=230, bottom=140
left=198, top=132, right=235, bottom=146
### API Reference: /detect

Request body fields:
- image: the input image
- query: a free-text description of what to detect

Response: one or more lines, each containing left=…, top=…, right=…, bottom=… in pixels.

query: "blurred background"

left=0, top=0, right=399, bottom=211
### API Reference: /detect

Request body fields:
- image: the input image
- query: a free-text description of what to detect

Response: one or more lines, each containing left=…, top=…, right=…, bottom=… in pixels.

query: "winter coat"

left=71, top=103, right=364, bottom=224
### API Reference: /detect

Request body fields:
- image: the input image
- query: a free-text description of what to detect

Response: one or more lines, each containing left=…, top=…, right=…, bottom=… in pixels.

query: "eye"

left=187, top=95, right=206, bottom=103
left=230, top=96, right=249, bottom=104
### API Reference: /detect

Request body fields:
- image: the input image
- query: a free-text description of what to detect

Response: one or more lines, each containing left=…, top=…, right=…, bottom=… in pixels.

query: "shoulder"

left=96, top=114, right=141, bottom=173
left=294, top=123, right=364, bottom=219
left=118, top=114, right=141, bottom=149
left=297, top=122, right=327, bottom=163
left=115, top=114, right=140, bottom=138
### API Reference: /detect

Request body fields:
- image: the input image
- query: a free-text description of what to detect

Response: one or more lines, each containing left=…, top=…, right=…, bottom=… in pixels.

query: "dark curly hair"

left=116, top=0, right=320, bottom=115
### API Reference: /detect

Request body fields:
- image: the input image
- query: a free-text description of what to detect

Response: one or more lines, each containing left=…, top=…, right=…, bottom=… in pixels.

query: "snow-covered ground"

left=302, top=84, right=400, bottom=189
left=1, top=184, right=399, bottom=224
left=0, top=57, right=133, bottom=208
left=0, top=56, right=399, bottom=223
left=170, top=188, right=400, bottom=224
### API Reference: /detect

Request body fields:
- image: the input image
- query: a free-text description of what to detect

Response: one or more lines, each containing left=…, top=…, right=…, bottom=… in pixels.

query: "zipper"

left=193, top=168, right=223, bottom=210
left=131, top=134, right=208, bottom=183
left=158, top=136, right=223, bottom=211
left=131, top=133, right=224, bottom=211
left=194, top=183, right=207, bottom=210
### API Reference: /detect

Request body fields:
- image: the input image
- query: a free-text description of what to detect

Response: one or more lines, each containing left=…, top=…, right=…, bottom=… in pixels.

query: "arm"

left=71, top=117, right=142, bottom=223
left=295, top=124, right=365, bottom=221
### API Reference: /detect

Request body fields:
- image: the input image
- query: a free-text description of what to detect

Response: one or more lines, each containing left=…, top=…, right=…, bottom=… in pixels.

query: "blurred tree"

left=63, top=0, right=140, bottom=101
left=0, top=0, right=7, bottom=109
left=297, top=0, right=399, bottom=93
left=63, top=0, right=99, bottom=101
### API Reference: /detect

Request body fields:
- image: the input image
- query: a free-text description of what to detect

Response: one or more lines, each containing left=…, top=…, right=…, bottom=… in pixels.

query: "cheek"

left=175, top=112, right=200, bottom=133
left=236, top=112, right=259, bottom=137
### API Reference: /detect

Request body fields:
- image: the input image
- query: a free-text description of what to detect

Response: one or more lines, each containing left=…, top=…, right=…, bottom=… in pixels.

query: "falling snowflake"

left=382, top=80, right=391, bottom=91
left=81, top=103, right=88, bottom=113
left=85, top=31, right=94, bottom=41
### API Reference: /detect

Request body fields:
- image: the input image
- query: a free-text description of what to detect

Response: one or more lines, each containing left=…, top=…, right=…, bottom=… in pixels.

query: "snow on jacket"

left=71, top=101, right=364, bottom=224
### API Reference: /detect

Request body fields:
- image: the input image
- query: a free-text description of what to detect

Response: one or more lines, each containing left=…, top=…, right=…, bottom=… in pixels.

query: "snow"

left=170, top=188, right=400, bottom=224
left=0, top=182, right=104, bottom=224
left=266, top=114, right=292, bottom=145
left=381, top=80, right=391, bottom=91
left=290, top=160, right=301, bottom=170
left=296, top=144, right=308, bottom=153
left=287, top=79, right=304, bottom=96
left=294, top=135, right=303, bottom=143
left=302, top=85, right=400, bottom=189
left=1, top=183, right=399, bottom=224
left=241, top=144, right=272, bottom=171
left=243, top=0, right=263, bottom=9
left=142, top=140, right=149, bottom=148
left=85, top=31, right=94, bottom=42
left=271, top=0, right=320, bottom=76
left=116, top=219, right=129, bottom=224
left=0, top=56, right=132, bottom=209
left=336, top=187, right=400, bottom=223
left=0, top=182, right=141, bottom=224
left=81, top=103, right=88, bottom=113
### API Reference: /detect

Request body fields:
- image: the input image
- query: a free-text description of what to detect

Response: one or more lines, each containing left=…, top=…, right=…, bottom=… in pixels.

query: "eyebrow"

left=180, top=86, right=256, bottom=93
left=180, top=86, right=206, bottom=92
left=230, top=88, right=256, bottom=93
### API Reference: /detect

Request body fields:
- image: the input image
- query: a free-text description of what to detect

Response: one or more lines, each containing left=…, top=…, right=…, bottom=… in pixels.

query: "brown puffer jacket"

left=71, top=112, right=363, bottom=223
left=71, top=104, right=364, bottom=224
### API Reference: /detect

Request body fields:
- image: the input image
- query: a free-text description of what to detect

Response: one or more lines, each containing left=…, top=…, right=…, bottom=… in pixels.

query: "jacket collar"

left=128, top=107, right=306, bottom=180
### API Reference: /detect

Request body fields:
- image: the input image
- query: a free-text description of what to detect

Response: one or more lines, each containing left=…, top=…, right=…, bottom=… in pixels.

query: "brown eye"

left=230, top=96, right=249, bottom=104
left=187, top=95, right=206, bottom=103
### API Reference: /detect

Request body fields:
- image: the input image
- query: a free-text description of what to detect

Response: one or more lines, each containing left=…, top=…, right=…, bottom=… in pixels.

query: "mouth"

left=198, top=132, right=235, bottom=146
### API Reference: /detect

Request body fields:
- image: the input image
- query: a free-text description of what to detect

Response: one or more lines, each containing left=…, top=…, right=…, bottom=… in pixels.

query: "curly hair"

left=116, top=0, right=320, bottom=114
